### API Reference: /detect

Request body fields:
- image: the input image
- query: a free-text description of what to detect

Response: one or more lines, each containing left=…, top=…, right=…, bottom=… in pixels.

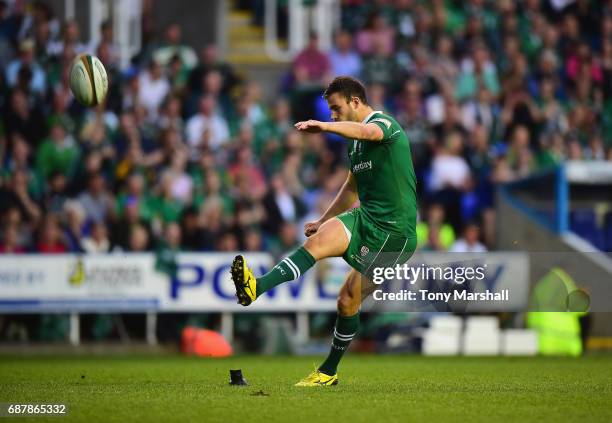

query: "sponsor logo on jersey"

left=360, top=245, right=370, bottom=256
left=352, top=160, right=372, bottom=173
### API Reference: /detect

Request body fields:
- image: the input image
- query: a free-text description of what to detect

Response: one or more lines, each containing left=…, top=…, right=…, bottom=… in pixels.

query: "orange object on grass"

left=181, top=326, right=233, bottom=357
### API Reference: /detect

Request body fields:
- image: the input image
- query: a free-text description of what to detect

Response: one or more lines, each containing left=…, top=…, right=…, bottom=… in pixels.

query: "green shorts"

left=336, top=208, right=417, bottom=278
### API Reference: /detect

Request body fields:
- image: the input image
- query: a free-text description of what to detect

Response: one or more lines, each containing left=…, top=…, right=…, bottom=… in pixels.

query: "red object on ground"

left=181, top=326, right=232, bottom=357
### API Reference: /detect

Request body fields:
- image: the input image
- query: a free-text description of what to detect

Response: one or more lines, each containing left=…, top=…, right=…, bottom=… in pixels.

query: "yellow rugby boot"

left=295, top=369, right=338, bottom=387
left=230, top=255, right=257, bottom=306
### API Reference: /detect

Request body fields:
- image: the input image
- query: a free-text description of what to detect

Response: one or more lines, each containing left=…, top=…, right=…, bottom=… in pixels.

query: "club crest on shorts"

left=360, top=245, right=369, bottom=256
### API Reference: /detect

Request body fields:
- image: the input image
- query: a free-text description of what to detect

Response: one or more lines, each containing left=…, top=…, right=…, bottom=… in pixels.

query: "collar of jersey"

left=361, top=110, right=383, bottom=124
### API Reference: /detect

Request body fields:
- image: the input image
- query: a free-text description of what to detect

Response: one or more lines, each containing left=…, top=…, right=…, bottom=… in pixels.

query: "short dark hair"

left=323, top=76, right=368, bottom=105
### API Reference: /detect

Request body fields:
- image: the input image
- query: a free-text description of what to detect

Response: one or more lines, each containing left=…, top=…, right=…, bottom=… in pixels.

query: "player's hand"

left=304, top=220, right=322, bottom=237
left=294, top=120, right=328, bottom=133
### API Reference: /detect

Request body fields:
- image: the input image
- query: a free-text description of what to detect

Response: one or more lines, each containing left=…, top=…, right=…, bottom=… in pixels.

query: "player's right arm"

left=295, top=120, right=384, bottom=142
left=304, top=172, right=358, bottom=237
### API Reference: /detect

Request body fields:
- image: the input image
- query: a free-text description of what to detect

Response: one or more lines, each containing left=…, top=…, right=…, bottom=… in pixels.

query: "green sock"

left=256, top=246, right=316, bottom=297
left=319, top=312, right=360, bottom=376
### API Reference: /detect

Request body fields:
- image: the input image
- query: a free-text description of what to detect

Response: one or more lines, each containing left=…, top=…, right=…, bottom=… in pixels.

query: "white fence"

left=0, top=252, right=340, bottom=345
left=0, top=252, right=529, bottom=344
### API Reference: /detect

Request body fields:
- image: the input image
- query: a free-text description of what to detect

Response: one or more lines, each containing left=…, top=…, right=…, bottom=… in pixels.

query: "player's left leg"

left=319, top=268, right=369, bottom=373
left=295, top=268, right=375, bottom=386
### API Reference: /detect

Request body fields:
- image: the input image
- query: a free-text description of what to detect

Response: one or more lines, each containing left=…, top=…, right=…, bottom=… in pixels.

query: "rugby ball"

left=69, top=54, right=109, bottom=106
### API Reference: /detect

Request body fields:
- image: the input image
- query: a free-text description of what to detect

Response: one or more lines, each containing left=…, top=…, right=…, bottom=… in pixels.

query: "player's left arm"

left=295, top=120, right=384, bottom=142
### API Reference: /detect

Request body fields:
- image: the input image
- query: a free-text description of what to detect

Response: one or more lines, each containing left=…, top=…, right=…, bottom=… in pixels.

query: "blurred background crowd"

left=1, top=0, right=611, bottom=258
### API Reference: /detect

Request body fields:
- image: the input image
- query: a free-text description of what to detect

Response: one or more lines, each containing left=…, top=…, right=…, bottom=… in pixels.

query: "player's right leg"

left=231, top=217, right=349, bottom=306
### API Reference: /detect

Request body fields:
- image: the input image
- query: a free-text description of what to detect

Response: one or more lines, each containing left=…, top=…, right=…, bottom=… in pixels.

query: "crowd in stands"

left=1, top=0, right=611, bottom=256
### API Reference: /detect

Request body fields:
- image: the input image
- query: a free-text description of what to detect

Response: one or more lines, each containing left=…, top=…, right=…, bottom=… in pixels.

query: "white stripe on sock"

left=334, top=329, right=355, bottom=341
left=282, top=258, right=297, bottom=279
left=285, top=257, right=301, bottom=278
left=334, top=330, right=355, bottom=338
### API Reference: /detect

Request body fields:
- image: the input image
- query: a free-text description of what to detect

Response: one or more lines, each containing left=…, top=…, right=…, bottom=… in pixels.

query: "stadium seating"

left=462, top=316, right=501, bottom=356
left=424, top=316, right=537, bottom=356
left=422, top=315, right=462, bottom=356
left=501, top=329, right=538, bottom=356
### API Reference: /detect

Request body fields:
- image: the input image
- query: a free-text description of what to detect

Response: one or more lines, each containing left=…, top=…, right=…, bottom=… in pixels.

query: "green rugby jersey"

left=348, top=110, right=417, bottom=237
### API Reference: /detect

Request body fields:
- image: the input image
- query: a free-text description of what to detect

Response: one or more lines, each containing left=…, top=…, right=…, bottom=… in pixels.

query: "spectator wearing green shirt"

left=2, top=133, right=43, bottom=200
left=455, top=43, right=500, bottom=101
left=362, top=39, right=398, bottom=89
left=149, top=172, right=186, bottom=224
left=253, top=98, right=292, bottom=174
left=152, top=24, right=197, bottom=70
left=115, top=173, right=154, bottom=222
left=199, top=170, right=234, bottom=215
left=534, top=77, right=568, bottom=136
left=155, top=222, right=182, bottom=278
left=36, top=119, right=79, bottom=181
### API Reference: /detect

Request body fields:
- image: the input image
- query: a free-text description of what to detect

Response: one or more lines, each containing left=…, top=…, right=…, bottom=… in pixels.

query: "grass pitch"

left=1, top=354, right=611, bottom=422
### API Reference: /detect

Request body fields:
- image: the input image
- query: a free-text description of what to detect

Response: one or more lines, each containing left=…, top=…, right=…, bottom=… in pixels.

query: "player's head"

left=323, top=76, right=369, bottom=122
